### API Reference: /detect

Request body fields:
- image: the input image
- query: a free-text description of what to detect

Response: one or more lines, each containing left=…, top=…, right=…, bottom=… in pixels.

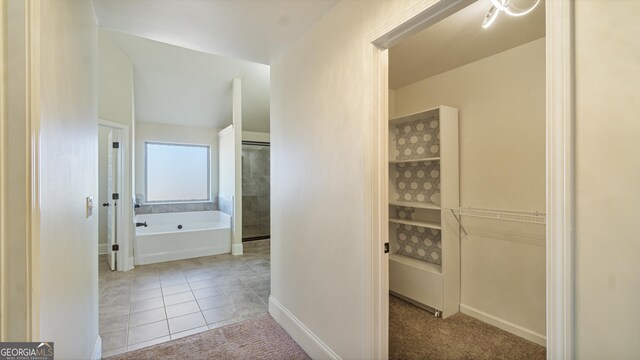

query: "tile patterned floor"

left=99, top=240, right=270, bottom=358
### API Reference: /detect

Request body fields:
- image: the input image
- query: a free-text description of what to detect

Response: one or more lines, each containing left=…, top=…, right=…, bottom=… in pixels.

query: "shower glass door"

left=242, top=142, right=270, bottom=240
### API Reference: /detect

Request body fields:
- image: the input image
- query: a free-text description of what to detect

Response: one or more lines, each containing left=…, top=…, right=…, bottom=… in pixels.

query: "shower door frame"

left=365, top=0, right=575, bottom=359
left=241, top=140, right=271, bottom=241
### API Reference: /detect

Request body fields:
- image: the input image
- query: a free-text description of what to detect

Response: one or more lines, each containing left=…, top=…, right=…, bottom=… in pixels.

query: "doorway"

left=98, top=122, right=126, bottom=271
left=367, top=0, right=573, bottom=358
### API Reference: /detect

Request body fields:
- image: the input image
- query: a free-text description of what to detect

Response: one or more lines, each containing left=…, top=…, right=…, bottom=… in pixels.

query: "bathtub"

left=134, top=211, right=231, bottom=265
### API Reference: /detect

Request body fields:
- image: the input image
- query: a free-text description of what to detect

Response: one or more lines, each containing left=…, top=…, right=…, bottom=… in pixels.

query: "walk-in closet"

left=386, top=1, right=547, bottom=358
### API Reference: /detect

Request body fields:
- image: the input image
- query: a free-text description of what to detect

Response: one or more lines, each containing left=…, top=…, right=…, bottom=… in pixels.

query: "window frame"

left=144, top=141, right=211, bottom=204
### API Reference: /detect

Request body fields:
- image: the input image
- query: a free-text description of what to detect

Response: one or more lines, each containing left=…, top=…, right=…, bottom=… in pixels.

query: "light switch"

left=86, top=196, right=94, bottom=218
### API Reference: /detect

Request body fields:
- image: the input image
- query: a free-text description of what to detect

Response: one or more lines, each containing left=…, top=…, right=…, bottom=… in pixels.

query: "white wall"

left=38, top=0, right=99, bottom=358
left=135, top=121, right=219, bottom=200
left=270, top=1, right=426, bottom=357
left=218, top=126, right=235, bottom=197
left=574, top=1, right=640, bottom=358
left=99, top=29, right=135, bottom=268
left=392, top=38, right=546, bottom=341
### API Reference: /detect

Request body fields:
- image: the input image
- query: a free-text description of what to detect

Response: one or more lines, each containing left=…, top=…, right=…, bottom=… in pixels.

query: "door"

left=105, top=130, right=117, bottom=270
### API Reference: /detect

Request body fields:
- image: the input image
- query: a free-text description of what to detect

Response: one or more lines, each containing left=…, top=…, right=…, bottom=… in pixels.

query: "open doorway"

left=370, top=0, right=550, bottom=358
left=98, top=122, right=126, bottom=271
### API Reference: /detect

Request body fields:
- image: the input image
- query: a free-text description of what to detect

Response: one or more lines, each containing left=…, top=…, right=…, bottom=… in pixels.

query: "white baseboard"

left=269, top=296, right=340, bottom=360
left=460, top=304, right=546, bottom=346
left=91, top=335, right=102, bottom=360
left=232, top=243, right=243, bottom=255
left=98, top=243, right=107, bottom=255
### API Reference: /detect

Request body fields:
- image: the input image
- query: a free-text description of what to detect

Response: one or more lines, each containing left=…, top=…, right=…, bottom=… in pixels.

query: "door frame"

left=98, top=119, right=131, bottom=272
left=365, top=0, right=575, bottom=359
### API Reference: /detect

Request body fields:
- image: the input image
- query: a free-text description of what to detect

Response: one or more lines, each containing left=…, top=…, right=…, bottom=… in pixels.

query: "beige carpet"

left=106, top=315, right=309, bottom=360
left=390, top=295, right=546, bottom=360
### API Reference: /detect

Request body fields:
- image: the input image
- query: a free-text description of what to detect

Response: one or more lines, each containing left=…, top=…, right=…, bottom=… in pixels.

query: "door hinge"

left=384, top=242, right=389, bottom=253
left=112, top=244, right=119, bottom=251
left=112, top=193, right=119, bottom=200
left=112, top=142, right=120, bottom=149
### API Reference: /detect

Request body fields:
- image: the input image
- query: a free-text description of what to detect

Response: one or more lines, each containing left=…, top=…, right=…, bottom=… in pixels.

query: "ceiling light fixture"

left=482, top=0, right=540, bottom=28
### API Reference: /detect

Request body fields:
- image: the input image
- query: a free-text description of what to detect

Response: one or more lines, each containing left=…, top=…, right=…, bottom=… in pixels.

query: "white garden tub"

left=134, top=211, right=231, bottom=265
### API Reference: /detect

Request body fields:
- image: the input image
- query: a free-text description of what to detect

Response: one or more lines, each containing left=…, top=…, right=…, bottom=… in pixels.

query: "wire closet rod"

left=446, top=207, right=546, bottom=236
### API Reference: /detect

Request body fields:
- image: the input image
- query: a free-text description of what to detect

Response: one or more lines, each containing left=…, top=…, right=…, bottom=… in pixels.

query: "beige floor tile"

left=163, top=291, right=195, bottom=306
left=165, top=300, right=200, bottom=318
left=207, top=316, right=242, bottom=330
left=131, top=281, right=161, bottom=292
left=99, top=314, right=129, bottom=333
left=168, top=312, right=207, bottom=334
left=102, top=346, right=126, bottom=358
left=100, top=305, right=129, bottom=320
left=170, top=325, right=209, bottom=340
left=130, top=288, right=162, bottom=302
left=187, top=278, right=217, bottom=290
left=196, top=294, right=230, bottom=311
left=161, top=283, right=191, bottom=296
left=130, top=297, right=164, bottom=314
left=202, top=304, right=237, bottom=324
left=127, top=320, right=169, bottom=345
left=101, top=328, right=127, bottom=352
left=99, top=242, right=270, bottom=353
left=126, top=336, right=170, bottom=352
left=129, top=307, right=167, bottom=328
left=192, top=286, right=223, bottom=300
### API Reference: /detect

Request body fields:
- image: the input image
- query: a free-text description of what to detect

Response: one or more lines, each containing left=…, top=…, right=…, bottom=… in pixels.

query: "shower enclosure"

left=242, top=141, right=270, bottom=240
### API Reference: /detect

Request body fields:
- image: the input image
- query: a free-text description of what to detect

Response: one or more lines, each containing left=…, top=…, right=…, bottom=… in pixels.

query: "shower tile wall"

left=242, top=145, right=270, bottom=239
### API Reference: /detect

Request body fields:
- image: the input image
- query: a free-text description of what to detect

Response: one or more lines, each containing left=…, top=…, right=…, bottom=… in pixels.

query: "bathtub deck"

left=98, top=240, right=270, bottom=357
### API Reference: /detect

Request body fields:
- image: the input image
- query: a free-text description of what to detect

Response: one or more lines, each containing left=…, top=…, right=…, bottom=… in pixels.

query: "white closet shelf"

left=389, top=157, right=440, bottom=164
left=389, top=107, right=440, bottom=123
left=389, top=201, right=441, bottom=210
left=389, top=218, right=442, bottom=230
left=390, top=254, right=442, bottom=275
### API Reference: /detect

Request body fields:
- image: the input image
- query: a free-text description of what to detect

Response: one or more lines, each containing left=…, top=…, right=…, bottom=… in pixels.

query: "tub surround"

left=135, top=201, right=216, bottom=215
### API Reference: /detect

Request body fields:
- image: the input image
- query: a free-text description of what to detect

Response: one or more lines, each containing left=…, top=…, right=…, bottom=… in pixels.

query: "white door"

left=105, top=130, right=117, bottom=270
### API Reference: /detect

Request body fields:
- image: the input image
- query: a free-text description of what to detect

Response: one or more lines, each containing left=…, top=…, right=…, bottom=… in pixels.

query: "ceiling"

left=92, top=0, right=339, bottom=65
left=103, top=29, right=270, bottom=131
left=389, top=0, right=545, bottom=89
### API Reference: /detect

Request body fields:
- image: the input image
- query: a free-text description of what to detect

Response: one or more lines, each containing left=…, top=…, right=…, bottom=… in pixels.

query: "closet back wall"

left=135, top=121, right=219, bottom=204
left=391, top=38, right=546, bottom=342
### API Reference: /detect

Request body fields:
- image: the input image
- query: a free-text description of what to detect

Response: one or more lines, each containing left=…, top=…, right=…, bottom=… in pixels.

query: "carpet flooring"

left=390, top=295, right=546, bottom=360
left=105, top=314, right=309, bottom=360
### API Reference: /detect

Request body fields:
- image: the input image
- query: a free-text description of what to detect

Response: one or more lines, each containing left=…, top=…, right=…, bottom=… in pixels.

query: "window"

left=145, top=142, right=210, bottom=203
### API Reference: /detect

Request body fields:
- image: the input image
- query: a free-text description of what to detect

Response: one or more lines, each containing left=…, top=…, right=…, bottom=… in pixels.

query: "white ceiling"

left=92, top=0, right=339, bottom=65
left=103, top=29, right=270, bottom=131
left=389, top=0, right=545, bottom=89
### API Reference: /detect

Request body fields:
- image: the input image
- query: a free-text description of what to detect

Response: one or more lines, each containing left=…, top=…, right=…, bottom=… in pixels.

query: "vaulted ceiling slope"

left=390, top=0, right=545, bottom=89
left=92, top=0, right=339, bottom=65
left=103, top=29, right=270, bottom=131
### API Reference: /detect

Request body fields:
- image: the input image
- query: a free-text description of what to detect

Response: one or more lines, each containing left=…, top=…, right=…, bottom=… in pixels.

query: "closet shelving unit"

left=388, top=106, right=460, bottom=318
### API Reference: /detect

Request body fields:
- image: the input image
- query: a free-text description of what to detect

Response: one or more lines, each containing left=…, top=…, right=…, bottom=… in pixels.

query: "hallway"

left=99, top=241, right=270, bottom=357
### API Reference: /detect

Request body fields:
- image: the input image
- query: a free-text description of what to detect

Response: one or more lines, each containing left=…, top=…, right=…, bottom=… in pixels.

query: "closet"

left=388, top=106, right=460, bottom=318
